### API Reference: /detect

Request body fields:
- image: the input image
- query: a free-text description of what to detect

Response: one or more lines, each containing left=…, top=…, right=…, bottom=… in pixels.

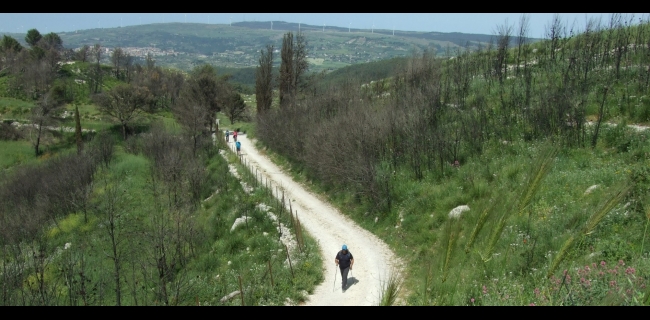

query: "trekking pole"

left=333, top=266, right=338, bottom=292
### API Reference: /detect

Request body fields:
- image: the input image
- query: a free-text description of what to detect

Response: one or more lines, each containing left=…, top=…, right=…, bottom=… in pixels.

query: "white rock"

left=584, top=184, right=599, bottom=195
left=230, top=216, right=253, bottom=232
left=448, top=205, right=470, bottom=219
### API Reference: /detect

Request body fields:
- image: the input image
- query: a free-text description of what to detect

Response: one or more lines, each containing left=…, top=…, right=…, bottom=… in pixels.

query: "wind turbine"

left=393, top=26, right=395, bottom=36
left=299, top=22, right=301, bottom=32
left=349, top=22, right=351, bottom=33
left=271, top=21, right=273, bottom=30
left=230, top=17, right=232, bottom=26
left=372, top=22, right=374, bottom=34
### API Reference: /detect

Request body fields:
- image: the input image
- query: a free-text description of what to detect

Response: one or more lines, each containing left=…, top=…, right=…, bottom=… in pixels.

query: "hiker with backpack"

left=233, top=129, right=238, bottom=142
left=225, top=129, right=230, bottom=142
left=334, top=244, right=354, bottom=291
left=236, top=141, right=241, bottom=156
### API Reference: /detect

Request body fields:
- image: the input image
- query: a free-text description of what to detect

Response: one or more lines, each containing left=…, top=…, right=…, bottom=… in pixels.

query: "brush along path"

left=229, top=133, right=401, bottom=306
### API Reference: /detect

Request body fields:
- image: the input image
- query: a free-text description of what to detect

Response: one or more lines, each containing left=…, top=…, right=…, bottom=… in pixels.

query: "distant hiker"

left=225, top=130, right=230, bottom=142
left=233, top=130, right=238, bottom=142
left=236, top=141, right=241, bottom=156
left=334, top=244, right=354, bottom=291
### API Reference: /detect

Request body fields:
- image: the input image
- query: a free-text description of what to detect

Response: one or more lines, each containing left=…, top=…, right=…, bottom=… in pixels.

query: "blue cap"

left=342, top=244, right=347, bottom=250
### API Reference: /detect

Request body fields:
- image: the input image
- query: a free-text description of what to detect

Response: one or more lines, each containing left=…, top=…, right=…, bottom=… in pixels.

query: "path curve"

left=229, top=134, right=401, bottom=306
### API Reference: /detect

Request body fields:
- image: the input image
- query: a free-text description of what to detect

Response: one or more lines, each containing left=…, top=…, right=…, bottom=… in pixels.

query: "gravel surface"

left=228, top=134, right=402, bottom=306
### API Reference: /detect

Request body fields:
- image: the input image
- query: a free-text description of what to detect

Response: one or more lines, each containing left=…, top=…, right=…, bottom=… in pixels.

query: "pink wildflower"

left=482, top=285, right=488, bottom=294
left=471, top=298, right=475, bottom=303
left=609, top=281, right=617, bottom=287
left=529, top=303, right=536, bottom=306
left=625, top=267, right=636, bottom=275
left=618, top=259, right=625, bottom=266
left=600, top=261, right=606, bottom=267
left=591, top=263, right=597, bottom=269
left=584, top=265, right=590, bottom=272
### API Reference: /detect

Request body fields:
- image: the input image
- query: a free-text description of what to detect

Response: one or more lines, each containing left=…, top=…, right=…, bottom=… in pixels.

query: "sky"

left=0, top=13, right=644, bottom=39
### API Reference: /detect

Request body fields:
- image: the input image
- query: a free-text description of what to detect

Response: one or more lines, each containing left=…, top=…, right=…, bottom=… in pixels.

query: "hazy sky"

left=0, top=13, right=642, bottom=39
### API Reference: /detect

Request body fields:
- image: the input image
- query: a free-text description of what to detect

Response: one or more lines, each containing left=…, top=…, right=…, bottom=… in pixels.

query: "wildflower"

left=600, top=261, right=606, bottom=267
left=64, top=242, right=71, bottom=250
left=471, top=298, right=475, bottom=303
left=482, top=285, right=488, bottom=294
left=584, top=265, right=590, bottom=272
left=529, top=303, right=536, bottom=306
left=625, top=267, right=636, bottom=275
left=534, top=288, right=540, bottom=296
left=618, top=259, right=625, bottom=266
left=609, top=281, right=617, bottom=287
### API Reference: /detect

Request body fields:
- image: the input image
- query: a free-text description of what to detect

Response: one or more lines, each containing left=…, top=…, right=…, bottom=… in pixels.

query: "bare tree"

left=279, top=32, right=294, bottom=109
left=173, top=88, right=209, bottom=155
left=545, top=14, right=565, bottom=63
left=30, top=86, right=65, bottom=156
left=89, top=44, right=103, bottom=94
left=93, top=83, right=152, bottom=140
left=76, top=45, right=90, bottom=63
left=255, top=45, right=274, bottom=114
left=111, top=47, right=125, bottom=80
left=515, top=14, right=530, bottom=76
left=293, top=31, right=310, bottom=96
left=95, top=176, right=129, bottom=306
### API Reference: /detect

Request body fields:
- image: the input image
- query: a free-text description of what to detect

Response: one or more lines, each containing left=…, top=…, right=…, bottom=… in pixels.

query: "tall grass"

left=378, top=268, right=403, bottom=306
left=547, top=182, right=631, bottom=277
left=481, top=145, right=559, bottom=262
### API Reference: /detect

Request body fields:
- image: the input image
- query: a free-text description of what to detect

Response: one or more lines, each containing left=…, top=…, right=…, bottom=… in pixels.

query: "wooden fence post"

left=238, top=274, right=244, bottom=306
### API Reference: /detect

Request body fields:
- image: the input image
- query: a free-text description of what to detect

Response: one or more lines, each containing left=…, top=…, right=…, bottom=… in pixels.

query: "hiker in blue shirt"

left=334, top=244, right=354, bottom=291
left=225, top=130, right=230, bottom=142
left=236, top=141, right=241, bottom=155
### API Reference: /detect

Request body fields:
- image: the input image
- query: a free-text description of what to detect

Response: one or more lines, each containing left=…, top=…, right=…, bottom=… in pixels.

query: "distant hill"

left=1, top=21, right=541, bottom=78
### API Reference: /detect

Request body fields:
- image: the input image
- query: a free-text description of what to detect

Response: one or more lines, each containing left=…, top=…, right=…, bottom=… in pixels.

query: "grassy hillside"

left=253, top=15, right=650, bottom=305
left=0, top=47, right=321, bottom=305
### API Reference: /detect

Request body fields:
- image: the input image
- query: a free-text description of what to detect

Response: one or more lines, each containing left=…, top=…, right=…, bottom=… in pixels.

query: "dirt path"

left=228, top=134, right=401, bottom=306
